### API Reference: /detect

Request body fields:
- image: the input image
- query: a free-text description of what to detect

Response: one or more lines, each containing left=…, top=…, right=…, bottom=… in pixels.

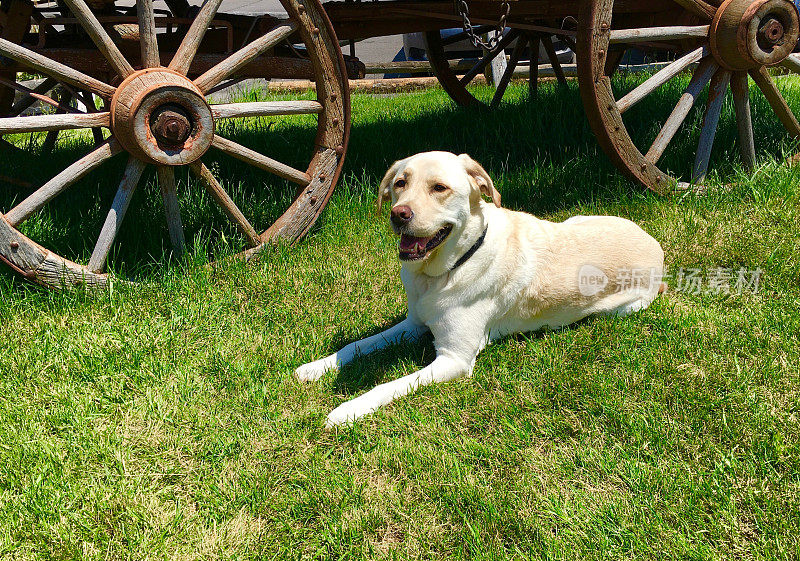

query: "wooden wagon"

left=1, top=0, right=798, bottom=288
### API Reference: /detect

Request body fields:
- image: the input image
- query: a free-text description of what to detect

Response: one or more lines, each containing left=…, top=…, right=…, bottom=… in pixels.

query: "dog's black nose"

left=391, top=205, right=414, bottom=226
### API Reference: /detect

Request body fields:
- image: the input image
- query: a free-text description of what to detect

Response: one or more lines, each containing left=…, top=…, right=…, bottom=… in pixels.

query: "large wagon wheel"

left=424, top=27, right=570, bottom=107
left=0, top=0, right=348, bottom=289
left=578, top=0, right=800, bottom=193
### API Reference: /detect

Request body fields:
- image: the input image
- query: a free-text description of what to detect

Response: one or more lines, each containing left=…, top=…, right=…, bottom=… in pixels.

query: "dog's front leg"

left=325, top=353, right=471, bottom=427
left=295, top=317, right=429, bottom=382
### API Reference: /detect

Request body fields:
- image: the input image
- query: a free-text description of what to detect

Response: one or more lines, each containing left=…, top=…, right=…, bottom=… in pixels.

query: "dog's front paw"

left=325, top=398, right=377, bottom=428
left=294, top=358, right=335, bottom=382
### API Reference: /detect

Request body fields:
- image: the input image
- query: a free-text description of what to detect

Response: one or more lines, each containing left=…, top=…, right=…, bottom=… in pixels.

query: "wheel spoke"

left=781, top=53, right=800, bottom=74
left=604, top=49, right=625, bottom=77
left=672, top=0, right=717, bottom=20
left=6, top=78, right=60, bottom=116
left=77, top=90, right=106, bottom=145
left=731, top=71, right=755, bottom=171
left=5, top=138, right=122, bottom=227
left=169, top=0, right=224, bottom=74
left=189, top=161, right=262, bottom=247
left=212, top=135, right=310, bottom=185
left=750, top=66, right=800, bottom=138
left=88, top=157, right=147, bottom=273
left=540, top=35, right=567, bottom=85
left=210, top=100, right=323, bottom=120
left=62, top=0, right=134, bottom=78
left=692, top=69, right=731, bottom=183
left=0, top=38, right=116, bottom=98
left=609, top=25, right=710, bottom=44
left=645, top=57, right=718, bottom=164
left=205, top=77, right=246, bottom=97
left=0, top=112, right=109, bottom=134
left=491, top=36, right=527, bottom=108
left=0, top=76, right=75, bottom=114
left=137, top=0, right=160, bottom=68
left=528, top=34, right=540, bottom=99
left=42, top=91, right=73, bottom=155
left=459, top=30, right=519, bottom=86
left=618, top=47, right=706, bottom=114
left=441, top=25, right=494, bottom=47
left=194, top=20, right=298, bottom=93
left=157, top=166, right=185, bottom=255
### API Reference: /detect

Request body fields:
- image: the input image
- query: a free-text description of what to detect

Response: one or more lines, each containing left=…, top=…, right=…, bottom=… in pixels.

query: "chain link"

left=454, top=0, right=511, bottom=51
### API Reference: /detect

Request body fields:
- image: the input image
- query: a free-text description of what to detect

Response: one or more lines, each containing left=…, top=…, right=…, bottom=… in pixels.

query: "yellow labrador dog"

left=296, top=152, right=664, bottom=427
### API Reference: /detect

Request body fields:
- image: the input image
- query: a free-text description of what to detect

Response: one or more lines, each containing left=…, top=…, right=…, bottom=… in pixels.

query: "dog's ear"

left=377, top=158, right=404, bottom=212
left=459, top=154, right=501, bottom=207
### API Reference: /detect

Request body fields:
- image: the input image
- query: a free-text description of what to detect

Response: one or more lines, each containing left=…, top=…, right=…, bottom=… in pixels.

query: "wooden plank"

left=617, top=48, right=706, bottom=113
left=189, top=161, right=261, bottom=247
left=61, top=0, right=134, bottom=78
left=0, top=111, right=109, bottom=134
left=364, top=59, right=475, bottom=75
left=5, top=138, right=122, bottom=226
left=0, top=38, right=116, bottom=98
left=169, top=0, right=223, bottom=74
left=210, top=100, right=323, bottom=119
left=609, top=25, right=710, bottom=44
left=488, top=30, right=509, bottom=88
left=194, top=20, right=298, bottom=92
left=491, top=35, right=527, bottom=108
left=88, top=157, right=146, bottom=273
left=692, top=69, right=730, bottom=183
left=212, top=135, right=310, bottom=185
left=730, top=71, right=755, bottom=171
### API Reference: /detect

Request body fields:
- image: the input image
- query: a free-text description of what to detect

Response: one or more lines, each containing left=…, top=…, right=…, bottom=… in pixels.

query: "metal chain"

left=454, top=0, right=511, bottom=51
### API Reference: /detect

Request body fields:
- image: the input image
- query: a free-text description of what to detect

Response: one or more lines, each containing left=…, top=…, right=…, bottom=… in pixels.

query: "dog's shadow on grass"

left=325, top=313, right=603, bottom=396
left=327, top=317, right=437, bottom=395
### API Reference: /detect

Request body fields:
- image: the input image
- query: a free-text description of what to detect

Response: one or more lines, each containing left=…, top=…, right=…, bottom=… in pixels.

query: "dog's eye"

left=433, top=184, right=448, bottom=193
left=394, top=179, right=406, bottom=189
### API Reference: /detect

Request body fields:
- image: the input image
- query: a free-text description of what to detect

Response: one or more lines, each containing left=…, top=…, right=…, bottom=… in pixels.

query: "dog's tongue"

left=399, top=233, right=433, bottom=254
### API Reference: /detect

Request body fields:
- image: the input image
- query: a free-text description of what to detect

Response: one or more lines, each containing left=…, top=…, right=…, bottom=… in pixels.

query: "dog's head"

left=377, top=151, right=501, bottom=263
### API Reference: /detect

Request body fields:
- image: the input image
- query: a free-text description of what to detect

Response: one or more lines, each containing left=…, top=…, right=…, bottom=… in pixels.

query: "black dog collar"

left=451, top=226, right=488, bottom=271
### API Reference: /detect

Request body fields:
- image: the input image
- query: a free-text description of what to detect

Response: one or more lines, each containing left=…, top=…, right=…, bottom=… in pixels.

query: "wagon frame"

left=1, top=0, right=799, bottom=288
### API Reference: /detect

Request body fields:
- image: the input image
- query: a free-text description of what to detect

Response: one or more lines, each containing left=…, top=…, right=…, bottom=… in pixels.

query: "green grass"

left=1, top=77, right=799, bottom=559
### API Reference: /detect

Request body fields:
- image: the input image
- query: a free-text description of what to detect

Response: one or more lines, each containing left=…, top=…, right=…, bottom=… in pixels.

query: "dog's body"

left=296, top=152, right=664, bottom=427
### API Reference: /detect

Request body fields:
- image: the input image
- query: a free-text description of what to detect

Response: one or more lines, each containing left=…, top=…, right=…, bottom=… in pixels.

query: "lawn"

left=0, top=76, right=799, bottom=559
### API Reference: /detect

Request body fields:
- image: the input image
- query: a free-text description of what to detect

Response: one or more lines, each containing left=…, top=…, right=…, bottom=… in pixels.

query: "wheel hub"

left=151, top=105, right=193, bottom=147
left=710, top=0, right=800, bottom=70
left=110, top=69, right=214, bottom=165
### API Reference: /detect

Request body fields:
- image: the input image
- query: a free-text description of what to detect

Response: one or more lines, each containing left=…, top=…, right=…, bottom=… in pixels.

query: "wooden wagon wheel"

left=578, top=0, right=800, bottom=193
left=0, top=0, right=349, bottom=289
left=424, top=27, right=570, bottom=107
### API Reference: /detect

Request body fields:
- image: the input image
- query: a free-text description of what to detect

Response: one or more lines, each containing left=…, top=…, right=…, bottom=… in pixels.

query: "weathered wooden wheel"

left=578, top=0, right=800, bottom=193
left=0, top=0, right=349, bottom=289
left=424, top=27, right=570, bottom=107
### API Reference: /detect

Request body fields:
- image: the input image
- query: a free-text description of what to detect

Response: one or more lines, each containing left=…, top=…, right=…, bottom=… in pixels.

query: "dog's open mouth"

left=398, top=225, right=453, bottom=261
